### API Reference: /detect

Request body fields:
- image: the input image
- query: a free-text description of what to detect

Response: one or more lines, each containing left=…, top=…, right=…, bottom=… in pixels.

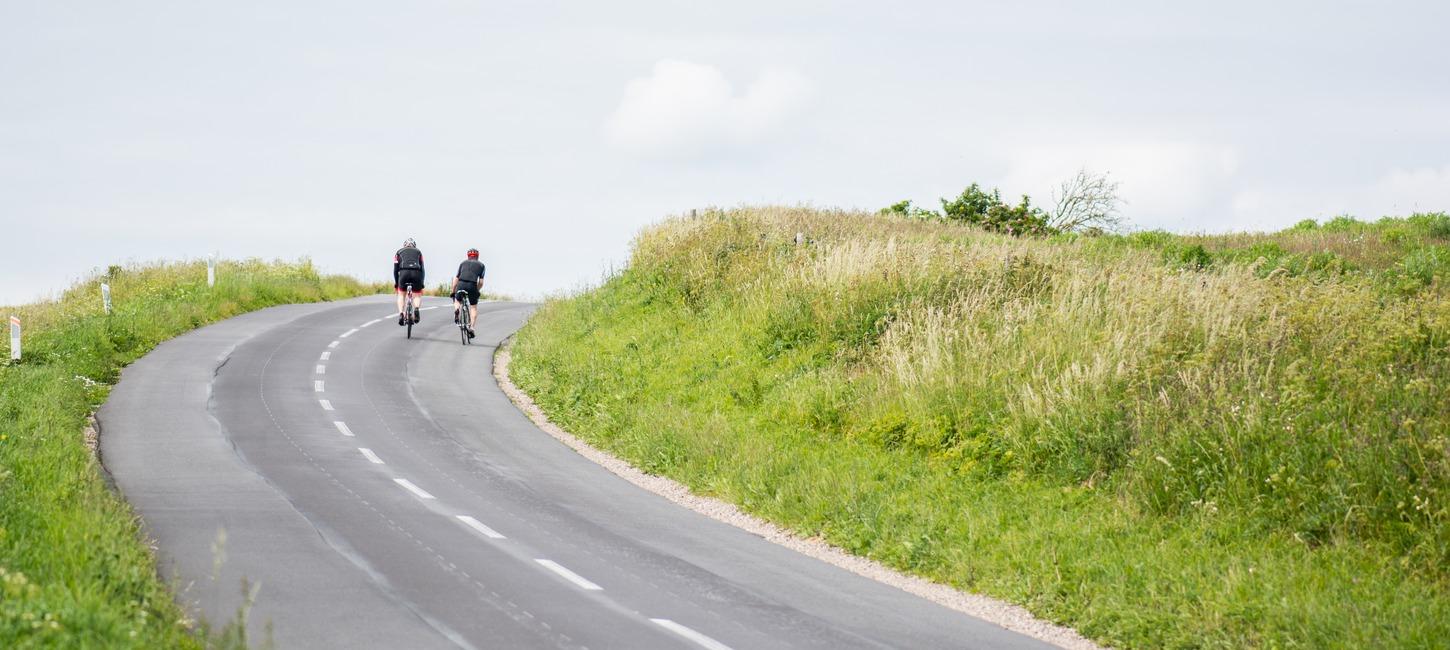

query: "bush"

left=939, top=184, right=1055, bottom=236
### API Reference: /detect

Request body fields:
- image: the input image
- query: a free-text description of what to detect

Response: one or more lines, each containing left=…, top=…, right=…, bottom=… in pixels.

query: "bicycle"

left=403, top=284, right=419, bottom=339
left=454, top=290, right=472, bottom=346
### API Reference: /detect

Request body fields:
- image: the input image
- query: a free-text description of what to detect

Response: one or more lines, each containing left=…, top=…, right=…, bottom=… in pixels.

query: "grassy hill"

left=0, top=260, right=379, bottom=648
left=509, top=207, right=1450, bottom=648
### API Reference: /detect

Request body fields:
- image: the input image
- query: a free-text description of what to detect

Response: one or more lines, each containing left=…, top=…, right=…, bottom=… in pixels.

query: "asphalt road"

left=99, top=295, right=1053, bottom=650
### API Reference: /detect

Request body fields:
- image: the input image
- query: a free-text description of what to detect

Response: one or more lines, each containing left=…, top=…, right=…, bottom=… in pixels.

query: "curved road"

left=99, top=296, right=1051, bottom=649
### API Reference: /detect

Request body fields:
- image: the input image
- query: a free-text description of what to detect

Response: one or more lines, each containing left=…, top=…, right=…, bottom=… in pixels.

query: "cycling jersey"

left=456, top=259, right=485, bottom=284
left=454, top=259, right=485, bottom=305
left=394, top=248, right=425, bottom=291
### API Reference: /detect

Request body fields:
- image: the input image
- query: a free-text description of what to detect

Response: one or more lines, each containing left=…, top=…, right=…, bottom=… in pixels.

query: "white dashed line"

left=314, top=380, right=325, bottom=392
left=318, top=399, right=333, bottom=411
left=319, top=351, right=331, bottom=361
left=340, top=328, right=359, bottom=338
left=534, top=560, right=602, bottom=591
left=315, top=365, right=326, bottom=375
left=327, top=340, right=340, bottom=349
left=650, top=620, right=733, bottom=650
left=361, top=318, right=382, bottom=327
left=333, top=421, right=354, bottom=437
left=394, top=478, right=435, bottom=500
left=421, top=306, right=441, bottom=311
left=456, top=515, right=506, bottom=539
left=358, top=448, right=384, bottom=464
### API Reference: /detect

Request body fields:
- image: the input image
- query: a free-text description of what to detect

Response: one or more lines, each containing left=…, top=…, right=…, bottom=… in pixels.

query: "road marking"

left=358, top=448, right=384, bottom=464
left=650, top=620, right=733, bottom=650
left=315, top=364, right=326, bottom=375
left=319, top=351, right=331, bottom=361
left=361, top=318, right=382, bottom=328
left=394, top=478, right=435, bottom=500
left=421, top=306, right=441, bottom=311
left=456, top=515, right=505, bottom=539
left=333, top=421, right=354, bottom=437
left=314, top=380, right=324, bottom=392
left=534, top=560, right=602, bottom=591
left=327, top=340, right=340, bottom=349
left=318, top=399, right=333, bottom=411
left=340, top=328, right=359, bottom=338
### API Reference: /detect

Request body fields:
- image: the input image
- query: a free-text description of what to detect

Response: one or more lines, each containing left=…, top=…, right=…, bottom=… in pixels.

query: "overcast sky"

left=3, top=1, right=1447, bottom=305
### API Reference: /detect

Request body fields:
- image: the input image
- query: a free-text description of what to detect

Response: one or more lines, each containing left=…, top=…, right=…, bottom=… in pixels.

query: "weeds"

left=512, top=207, right=1450, bottom=648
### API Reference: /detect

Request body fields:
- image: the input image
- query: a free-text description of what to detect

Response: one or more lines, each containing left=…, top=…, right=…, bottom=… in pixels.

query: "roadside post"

left=101, top=282, right=112, bottom=314
left=795, top=232, right=804, bottom=245
left=9, top=316, right=19, bottom=362
left=207, top=254, right=216, bottom=287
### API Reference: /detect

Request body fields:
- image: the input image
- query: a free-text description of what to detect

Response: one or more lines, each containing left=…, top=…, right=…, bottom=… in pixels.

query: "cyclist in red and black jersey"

left=394, top=238, right=425, bottom=325
left=451, top=248, right=486, bottom=338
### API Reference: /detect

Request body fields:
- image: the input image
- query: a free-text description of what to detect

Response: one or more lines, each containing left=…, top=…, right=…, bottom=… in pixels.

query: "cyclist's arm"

left=393, top=254, right=400, bottom=282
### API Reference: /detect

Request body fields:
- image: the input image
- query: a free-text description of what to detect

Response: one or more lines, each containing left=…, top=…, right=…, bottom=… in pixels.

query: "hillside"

left=510, top=207, right=1450, bottom=648
left=0, top=260, right=378, bottom=647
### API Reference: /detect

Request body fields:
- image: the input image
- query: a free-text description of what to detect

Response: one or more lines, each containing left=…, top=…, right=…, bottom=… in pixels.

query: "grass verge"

left=510, top=207, right=1449, bottom=648
left=0, top=259, right=380, bottom=648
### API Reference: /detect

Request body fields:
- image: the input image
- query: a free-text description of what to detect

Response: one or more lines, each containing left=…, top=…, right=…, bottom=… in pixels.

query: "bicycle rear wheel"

left=406, top=305, right=414, bottom=339
left=460, top=308, right=470, bottom=346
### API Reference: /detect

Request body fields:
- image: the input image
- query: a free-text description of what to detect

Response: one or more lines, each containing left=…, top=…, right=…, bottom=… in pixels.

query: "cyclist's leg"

left=468, top=288, right=480, bottom=332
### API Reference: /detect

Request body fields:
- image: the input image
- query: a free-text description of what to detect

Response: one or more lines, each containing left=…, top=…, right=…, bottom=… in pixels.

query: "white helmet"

left=403, top=238, right=416, bottom=248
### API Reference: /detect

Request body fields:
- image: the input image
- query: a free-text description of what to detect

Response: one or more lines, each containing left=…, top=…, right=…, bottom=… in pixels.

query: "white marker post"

left=100, top=282, right=112, bottom=314
left=9, top=316, right=19, bottom=362
left=206, top=254, right=216, bottom=287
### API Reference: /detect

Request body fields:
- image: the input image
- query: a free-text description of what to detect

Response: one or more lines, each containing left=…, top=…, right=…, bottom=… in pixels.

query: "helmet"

left=466, top=248, right=479, bottom=259
left=403, top=238, right=416, bottom=248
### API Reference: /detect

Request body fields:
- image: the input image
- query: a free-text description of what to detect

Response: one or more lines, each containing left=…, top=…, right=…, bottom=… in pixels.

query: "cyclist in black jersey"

left=394, top=238, right=425, bottom=325
left=451, top=248, right=486, bottom=338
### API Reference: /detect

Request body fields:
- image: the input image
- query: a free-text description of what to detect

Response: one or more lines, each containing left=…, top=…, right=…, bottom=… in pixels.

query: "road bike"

left=454, top=290, right=472, bottom=346
left=404, top=284, right=419, bottom=339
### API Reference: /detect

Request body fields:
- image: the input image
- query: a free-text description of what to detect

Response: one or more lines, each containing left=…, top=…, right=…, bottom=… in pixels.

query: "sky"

left=2, top=1, right=1448, bottom=305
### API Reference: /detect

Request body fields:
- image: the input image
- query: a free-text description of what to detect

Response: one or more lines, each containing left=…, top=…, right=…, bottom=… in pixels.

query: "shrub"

left=940, top=184, right=1055, bottom=236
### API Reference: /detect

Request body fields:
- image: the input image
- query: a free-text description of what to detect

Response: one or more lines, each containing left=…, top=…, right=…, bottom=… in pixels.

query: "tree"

left=1050, top=169, right=1123, bottom=233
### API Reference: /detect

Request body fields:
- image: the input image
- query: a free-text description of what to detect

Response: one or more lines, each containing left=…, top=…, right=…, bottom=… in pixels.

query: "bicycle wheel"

left=406, top=305, right=414, bottom=339
left=460, top=307, right=470, bottom=346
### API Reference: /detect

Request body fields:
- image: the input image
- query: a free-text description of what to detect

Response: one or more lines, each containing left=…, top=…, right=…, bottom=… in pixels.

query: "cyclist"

left=394, top=238, right=425, bottom=325
left=451, top=248, right=486, bottom=339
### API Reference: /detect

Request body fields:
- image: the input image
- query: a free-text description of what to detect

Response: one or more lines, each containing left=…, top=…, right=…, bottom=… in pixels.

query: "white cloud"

left=603, top=60, right=813, bottom=159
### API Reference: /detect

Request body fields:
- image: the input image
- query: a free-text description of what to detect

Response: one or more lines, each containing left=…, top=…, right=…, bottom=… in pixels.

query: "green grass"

left=0, top=259, right=380, bottom=648
left=510, top=208, right=1450, bottom=649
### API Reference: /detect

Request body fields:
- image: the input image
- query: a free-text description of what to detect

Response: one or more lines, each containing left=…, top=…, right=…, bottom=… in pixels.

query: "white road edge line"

left=421, top=306, right=441, bottom=310
left=318, top=399, right=333, bottom=411
left=314, top=380, right=324, bottom=392
left=358, top=448, right=384, bottom=464
left=650, top=619, right=733, bottom=650
left=394, top=478, right=435, bottom=500
left=319, top=351, right=331, bottom=361
left=327, top=340, right=340, bottom=349
left=534, top=559, right=602, bottom=591
left=340, top=328, right=359, bottom=338
left=361, top=318, right=382, bottom=327
left=315, top=365, right=326, bottom=375
left=333, top=421, right=354, bottom=437
left=455, top=515, right=505, bottom=539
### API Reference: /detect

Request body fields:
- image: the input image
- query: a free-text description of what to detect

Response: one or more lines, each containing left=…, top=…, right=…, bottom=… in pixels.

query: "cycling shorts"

left=396, top=270, right=425, bottom=292
left=454, top=281, right=480, bottom=305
